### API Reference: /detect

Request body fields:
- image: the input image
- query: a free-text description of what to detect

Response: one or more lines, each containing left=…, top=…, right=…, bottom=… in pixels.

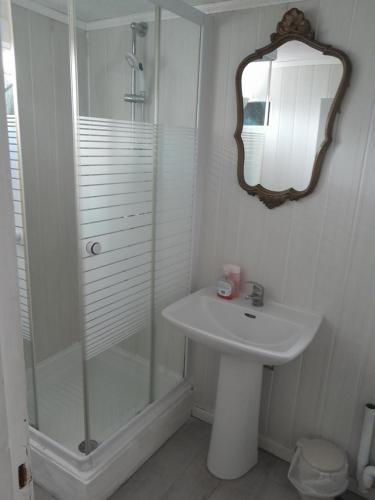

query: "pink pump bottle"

left=223, top=264, right=241, bottom=298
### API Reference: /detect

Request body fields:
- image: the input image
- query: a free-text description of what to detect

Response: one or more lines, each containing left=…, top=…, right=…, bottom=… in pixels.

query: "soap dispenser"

left=217, top=268, right=234, bottom=300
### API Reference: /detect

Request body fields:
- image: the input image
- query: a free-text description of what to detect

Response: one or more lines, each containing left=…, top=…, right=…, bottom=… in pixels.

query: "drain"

left=78, top=439, right=99, bottom=454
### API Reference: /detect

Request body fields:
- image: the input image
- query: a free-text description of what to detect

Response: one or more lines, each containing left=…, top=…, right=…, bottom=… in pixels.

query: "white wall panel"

left=192, top=0, right=375, bottom=473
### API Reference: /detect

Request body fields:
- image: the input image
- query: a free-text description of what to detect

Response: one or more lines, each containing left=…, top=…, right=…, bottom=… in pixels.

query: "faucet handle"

left=243, top=281, right=264, bottom=306
left=244, top=280, right=263, bottom=294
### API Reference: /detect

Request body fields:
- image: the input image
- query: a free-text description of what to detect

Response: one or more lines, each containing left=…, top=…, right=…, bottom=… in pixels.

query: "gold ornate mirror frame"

left=234, top=8, right=352, bottom=208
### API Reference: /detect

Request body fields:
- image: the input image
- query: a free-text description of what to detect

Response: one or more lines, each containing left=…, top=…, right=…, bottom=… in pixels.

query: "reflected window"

left=244, top=101, right=270, bottom=126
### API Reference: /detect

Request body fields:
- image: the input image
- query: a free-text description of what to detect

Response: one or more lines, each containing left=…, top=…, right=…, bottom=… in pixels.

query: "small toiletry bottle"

left=217, top=272, right=234, bottom=300
left=224, top=264, right=241, bottom=298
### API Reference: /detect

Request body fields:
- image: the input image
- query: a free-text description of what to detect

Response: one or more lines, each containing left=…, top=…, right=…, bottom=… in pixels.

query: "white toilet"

left=288, top=438, right=349, bottom=500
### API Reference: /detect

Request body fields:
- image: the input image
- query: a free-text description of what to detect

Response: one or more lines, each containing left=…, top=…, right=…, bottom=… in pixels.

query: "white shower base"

left=29, top=344, right=180, bottom=452
left=28, top=345, right=193, bottom=500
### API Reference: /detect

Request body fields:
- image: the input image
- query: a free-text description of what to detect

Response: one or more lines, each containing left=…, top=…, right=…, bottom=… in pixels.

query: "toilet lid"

left=299, top=438, right=347, bottom=473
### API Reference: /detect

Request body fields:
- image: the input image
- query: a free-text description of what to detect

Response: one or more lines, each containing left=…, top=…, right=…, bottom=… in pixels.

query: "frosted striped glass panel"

left=153, top=125, right=197, bottom=392
left=79, top=116, right=154, bottom=360
left=154, top=125, right=197, bottom=307
left=7, top=115, right=31, bottom=342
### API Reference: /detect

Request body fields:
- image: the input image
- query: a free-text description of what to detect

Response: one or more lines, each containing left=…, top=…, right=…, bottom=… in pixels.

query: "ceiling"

left=25, top=0, right=228, bottom=22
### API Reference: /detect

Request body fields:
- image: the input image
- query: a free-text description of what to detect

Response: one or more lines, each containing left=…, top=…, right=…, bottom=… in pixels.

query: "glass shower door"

left=153, top=8, right=201, bottom=399
left=78, top=116, right=155, bottom=444
left=72, top=0, right=203, bottom=447
left=73, top=0, right=157, bottom=446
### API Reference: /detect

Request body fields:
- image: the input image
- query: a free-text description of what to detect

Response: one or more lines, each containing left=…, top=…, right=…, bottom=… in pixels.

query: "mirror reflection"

left=241, top=41, right=343, bottom=191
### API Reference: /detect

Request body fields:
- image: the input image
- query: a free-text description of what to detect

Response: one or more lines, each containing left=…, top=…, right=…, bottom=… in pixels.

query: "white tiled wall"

left=191, top=0, right=375, bottom=469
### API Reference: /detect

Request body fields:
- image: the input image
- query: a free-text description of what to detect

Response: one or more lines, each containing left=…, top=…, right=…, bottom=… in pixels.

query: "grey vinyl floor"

left=35, top=418, right=361, bottom=500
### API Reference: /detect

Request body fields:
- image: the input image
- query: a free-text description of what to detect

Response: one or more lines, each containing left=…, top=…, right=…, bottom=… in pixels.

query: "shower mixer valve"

left=86, top=241, right=102, bottom=256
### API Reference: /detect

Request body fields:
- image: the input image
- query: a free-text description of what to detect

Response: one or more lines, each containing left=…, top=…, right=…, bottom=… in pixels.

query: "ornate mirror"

left=235, top=8, right=351, bottom=208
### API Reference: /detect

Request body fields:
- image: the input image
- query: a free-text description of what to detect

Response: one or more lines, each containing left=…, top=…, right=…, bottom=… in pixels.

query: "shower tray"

left=29, top=368, right=192, bottom=500
left=27, top=344, right=191, bottom=500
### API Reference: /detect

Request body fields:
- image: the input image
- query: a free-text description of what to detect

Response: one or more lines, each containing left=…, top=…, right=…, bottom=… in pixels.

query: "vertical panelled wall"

left=193, top=0, right=375, bottom=470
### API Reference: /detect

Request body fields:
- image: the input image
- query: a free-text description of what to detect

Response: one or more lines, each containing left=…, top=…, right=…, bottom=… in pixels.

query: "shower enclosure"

left=0, top=0, right=207, bottom=498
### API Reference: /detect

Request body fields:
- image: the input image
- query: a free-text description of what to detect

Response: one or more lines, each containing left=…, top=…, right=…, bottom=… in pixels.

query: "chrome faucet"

left=244, top=281, right=264, bottom=307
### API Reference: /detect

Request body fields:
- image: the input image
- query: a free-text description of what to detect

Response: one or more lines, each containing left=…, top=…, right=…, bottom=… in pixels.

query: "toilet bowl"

left=288, top=438, right=348, bottom=500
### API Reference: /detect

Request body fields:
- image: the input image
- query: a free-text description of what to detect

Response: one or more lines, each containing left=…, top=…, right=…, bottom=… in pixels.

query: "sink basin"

left=162, top=287, right=322, bottom=480
left=162, top=287, right=321, bottom=365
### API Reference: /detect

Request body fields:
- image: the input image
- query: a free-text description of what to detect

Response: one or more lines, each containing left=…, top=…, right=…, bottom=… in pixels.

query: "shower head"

left=130, top=22, right=148, bottom=37
left=126, top=53, right=143, bottom=71
left=125, top=53, right=145, bottom=94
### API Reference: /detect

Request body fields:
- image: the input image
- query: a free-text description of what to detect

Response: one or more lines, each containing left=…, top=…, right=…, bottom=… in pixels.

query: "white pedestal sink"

left=162, top=287, right=322, bottom=479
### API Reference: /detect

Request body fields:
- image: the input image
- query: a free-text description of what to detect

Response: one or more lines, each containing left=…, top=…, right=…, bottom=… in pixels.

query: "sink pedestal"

left=207, top=354, right=263, bottom=480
